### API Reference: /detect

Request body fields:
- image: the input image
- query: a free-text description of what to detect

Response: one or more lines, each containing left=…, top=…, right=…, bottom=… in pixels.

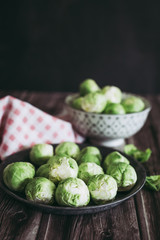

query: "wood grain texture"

left=128, top=95, right=160, bottom=240
left=0, top=91, right=160, bottom=240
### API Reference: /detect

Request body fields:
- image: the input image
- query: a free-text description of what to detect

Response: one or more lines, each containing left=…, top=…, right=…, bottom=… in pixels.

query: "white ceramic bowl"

left=65, top=93, right=151, bottom=148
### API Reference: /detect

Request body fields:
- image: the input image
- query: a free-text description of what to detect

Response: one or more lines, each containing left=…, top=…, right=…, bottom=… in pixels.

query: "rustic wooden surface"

left=0, top=91, right=160, bottom=240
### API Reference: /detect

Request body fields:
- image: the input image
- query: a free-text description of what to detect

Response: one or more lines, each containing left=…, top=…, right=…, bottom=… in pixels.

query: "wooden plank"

left=0, top=190, right=42, bottom=240
left=14, top=209, right=42, bottom=240
left=126, top=96, right=160, bottom=240
left=105, top=199, right=140, bottom=240
left=36, top=214, right=67, bottom=240
left=33, top=198, right=140, bottom=240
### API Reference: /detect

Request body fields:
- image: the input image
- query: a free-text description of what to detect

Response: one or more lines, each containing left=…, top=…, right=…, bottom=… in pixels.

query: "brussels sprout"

left=81, top=92, right=106, bottom=113
left=78, top=162, right=104, bottom=183
left=30, top=144, right=54, bottom=166
left=47, top=154, right=67, bottom=165
left=36, top=163, right=50, bottom=179
left=87, top=174, right=117, bottom=204
left=103, top=151, right=129, bottom=171
left=77, top=153, right=101, bottom=166
left=79, top=79, right=100, bottom=96
left=103, top=103, right=125, bottom=115
left=25, top=177, right=56, bottom=204
left=107, top=162, right=137, bottom=191
left=77, top=146, right=102, bottom=163
left=55, top=177, right=90, bottom=207
left=3, top=162, right=35, bottom=192
left=48, top=155, right=78, bottom=184
left=122, top=96, right=145, bottom=113
left=124, top=144, right=152, bottom=163
left=71, top=96, right=84, bottom=110
left=145, top=175, right=160, bottom=191
left=55, top=142, right=80, bottom=159
left=101, top=86, right=122, bottom=104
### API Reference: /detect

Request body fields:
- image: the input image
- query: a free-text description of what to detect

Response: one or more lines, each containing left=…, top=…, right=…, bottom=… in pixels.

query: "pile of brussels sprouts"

left=3, top=142, right=137, bottom=207
left=71, top=79, right=145, bottom=114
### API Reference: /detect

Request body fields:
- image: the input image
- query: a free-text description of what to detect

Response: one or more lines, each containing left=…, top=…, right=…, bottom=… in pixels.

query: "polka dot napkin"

left=0, top=95, right=84, bottom=160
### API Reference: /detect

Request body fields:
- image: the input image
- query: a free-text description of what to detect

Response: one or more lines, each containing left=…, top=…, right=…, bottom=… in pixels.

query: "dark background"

left=1, top=0, right=160, bottom=94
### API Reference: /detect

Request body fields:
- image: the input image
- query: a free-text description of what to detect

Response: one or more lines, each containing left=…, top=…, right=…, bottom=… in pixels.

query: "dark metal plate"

left=0, top=144, right=146, bottom=215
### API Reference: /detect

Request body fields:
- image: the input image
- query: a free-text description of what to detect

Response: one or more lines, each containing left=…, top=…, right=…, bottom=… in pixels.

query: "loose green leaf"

left=132, top=149, right=152, bottom=163
left=145, top=175, right=160, bottom=191
left=124, top=144, right=152, bottom=163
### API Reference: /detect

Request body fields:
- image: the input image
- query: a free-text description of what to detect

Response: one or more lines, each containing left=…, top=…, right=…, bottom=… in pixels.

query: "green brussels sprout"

left=78, top=162, right=104, bottom=183
left=30, top=144, right=54, bottom=166
left=3, top=162, right=35, bottom=192
left=48, top=155, right=78, bottom=184
left=46, top=154, right=74, bottom=179
left=36, top=163, right=50, bottom=179
left=55, top=177, right=90, bottom=207
left=25, top=177, right=56, bottom=204
left=122, top=96, right=145, bottom=113
left=103, top=151, right=129, bottom=171
left=77, top=153, right=101, bottom=166
left=47, top=154, right=67, bottom=165
left=81, top=92, right=106, bottom=113
left=71, top=97, right=83, bottom=110
left=77, top=146, right=102, bottom=163
left=124, top=144, right=152, bottom=163
left=79, top=79, right=100, bottom=96
left=87, top=174, right=117, bottom=204
left=101, top=86, right=122, bottom=104
left=103, top=103, right=126, bottom=115
left=55, top=142, right=80, bottom=159
left=107, top=162, right=137, bottom=191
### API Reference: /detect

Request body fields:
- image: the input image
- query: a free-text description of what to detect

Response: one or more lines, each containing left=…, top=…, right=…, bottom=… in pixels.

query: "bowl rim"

left=65, top=92, right=151, bottom=117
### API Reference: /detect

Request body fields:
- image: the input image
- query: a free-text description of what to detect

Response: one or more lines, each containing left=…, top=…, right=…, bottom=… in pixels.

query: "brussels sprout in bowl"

left=65, top=92, right=151, bottom=148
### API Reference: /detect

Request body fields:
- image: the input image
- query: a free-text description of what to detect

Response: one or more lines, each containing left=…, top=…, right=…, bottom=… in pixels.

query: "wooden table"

left=0, top=91, right=160, bottom=240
